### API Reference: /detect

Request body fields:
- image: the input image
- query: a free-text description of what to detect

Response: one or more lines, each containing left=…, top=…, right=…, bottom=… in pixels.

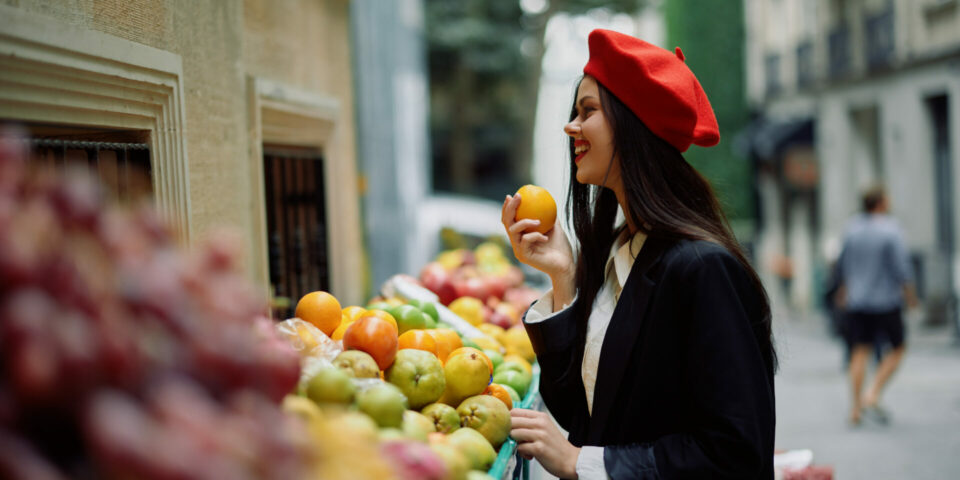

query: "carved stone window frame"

left=247, top=76, right=344, bottom=293
left=0, top=5, right=191, bottom=240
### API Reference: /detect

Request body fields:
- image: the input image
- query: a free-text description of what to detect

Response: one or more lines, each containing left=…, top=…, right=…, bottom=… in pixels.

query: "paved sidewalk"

left=774, top=309, right=960, bottom=479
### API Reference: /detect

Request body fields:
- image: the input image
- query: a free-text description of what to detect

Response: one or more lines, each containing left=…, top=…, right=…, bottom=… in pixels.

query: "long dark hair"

left=566, top=78, right=777, bottom=371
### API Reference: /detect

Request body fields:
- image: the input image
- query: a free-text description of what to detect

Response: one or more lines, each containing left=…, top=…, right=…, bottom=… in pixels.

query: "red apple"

left=483, top=274, right=509, bottom=301
left=503, top=286, right=541, bottom=311
left=420, top=262, right=458, bottom=305
left=487, top=309, right=513, bottom=329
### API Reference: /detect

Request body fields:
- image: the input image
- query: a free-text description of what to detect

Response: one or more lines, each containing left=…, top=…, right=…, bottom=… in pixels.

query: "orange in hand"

left=514, top=184, right=556, bottom=234
left=295, top=291, right=342, bottom=336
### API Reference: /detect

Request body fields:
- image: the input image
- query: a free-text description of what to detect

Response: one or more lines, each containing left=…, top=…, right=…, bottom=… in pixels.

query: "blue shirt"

left=837, top=213, right=913, bottom=313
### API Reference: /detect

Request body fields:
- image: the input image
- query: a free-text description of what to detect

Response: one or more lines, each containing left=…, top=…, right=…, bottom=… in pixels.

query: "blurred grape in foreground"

left=0, top=129, right=391, bottom=479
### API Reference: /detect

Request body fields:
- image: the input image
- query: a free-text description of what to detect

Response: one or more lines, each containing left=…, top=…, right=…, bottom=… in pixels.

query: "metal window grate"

left=263, top=147, right=330, bottom=320
left=24, top=137, right=152, bottom=202
left=828, top=26, right=851, bottom=79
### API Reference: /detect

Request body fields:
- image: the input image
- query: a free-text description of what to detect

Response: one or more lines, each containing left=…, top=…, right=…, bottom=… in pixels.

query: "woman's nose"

left=564, top=122, right=581, bottom=137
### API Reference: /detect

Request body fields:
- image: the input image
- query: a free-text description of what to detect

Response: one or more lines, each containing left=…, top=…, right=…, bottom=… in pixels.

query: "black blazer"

left=523, top=238, right=775, bottom=479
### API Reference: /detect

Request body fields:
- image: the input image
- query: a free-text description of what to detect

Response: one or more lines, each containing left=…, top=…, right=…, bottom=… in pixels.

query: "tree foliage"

left=665, top=0, right=753, bottom=224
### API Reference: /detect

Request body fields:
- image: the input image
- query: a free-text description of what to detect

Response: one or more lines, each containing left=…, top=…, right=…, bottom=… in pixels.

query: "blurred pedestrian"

left=835, top=186, right=918, bottom=425
left=501, top=29, right=776, bottom=479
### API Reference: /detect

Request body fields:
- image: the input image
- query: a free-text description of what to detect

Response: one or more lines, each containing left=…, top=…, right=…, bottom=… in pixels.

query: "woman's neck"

left=613, top=187, right=640, bottom=234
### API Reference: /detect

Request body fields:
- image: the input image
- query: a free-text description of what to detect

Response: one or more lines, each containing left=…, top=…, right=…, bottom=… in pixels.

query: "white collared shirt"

left=524, top=230, right=647, bottom=480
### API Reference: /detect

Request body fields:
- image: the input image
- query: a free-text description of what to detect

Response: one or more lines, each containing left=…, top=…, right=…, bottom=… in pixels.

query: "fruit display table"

left=488, top=363, right=542, bottom=480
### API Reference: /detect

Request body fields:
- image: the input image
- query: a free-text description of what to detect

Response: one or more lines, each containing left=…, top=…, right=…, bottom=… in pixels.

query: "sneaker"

left=862, top=405, right=890, bottom=425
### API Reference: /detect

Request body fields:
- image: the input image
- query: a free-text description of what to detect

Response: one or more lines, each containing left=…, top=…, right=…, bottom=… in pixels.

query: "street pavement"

left=774, top=308, right=960, bottom=479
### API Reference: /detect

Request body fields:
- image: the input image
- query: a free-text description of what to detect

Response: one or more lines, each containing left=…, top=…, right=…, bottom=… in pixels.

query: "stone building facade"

left=0, top=0, right=365, bottom=306
left=743, top=0, right=960, bottom=329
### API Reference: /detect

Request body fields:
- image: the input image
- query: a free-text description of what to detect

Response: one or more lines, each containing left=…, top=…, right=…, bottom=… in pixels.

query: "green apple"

left=421, top=402, right=461, bottom=434
left=457, top=395, right=511, bottom=448
left=365, top=302, right=396, bottom=314
left=448, top=427, right=496, bottom=471
left=494, top=360, right=528, bottom=376
left=305, top=366, right=355, bottom=405
left=423, top=315, right=438, bottom=329
left=408, top=299, right=440, bottom=322
left=402, top=410, right=437, bottom=441
left=386, top=349, right=446, bottom=409
left=482, top=349, right=504, bottom=370
left=333, top=350, right=380, bottom=378
left=462, top=338, right=481, bottom=350
left=357, top=382, right=408, bottom=428
left=492, top=369, right=531, bottom=398
left=392, top=304, right=430, bottom=334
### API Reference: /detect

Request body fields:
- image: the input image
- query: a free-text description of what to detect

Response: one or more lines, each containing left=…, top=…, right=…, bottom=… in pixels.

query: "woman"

left=501, top=30, right=777, bottom=479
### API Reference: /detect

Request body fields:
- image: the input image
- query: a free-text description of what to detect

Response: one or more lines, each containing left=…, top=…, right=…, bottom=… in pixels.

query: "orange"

left=448, top=346, right=493, bottom=375
left=398, top=329, right=439, bottom=357
left=483, top=383, right=513, bottom=410
left=341, top=306, right=368, bottom=323
left=365, top=309, right=398, bottom=330
left=514, top=185, right=556, bottom=234
left=427, top=328, right=463, bottom=363
left=331, top=317, right=353, bottom=341
left=343, top=315, right=399, bottom=370
left=295, top=291, right=342, bottom=336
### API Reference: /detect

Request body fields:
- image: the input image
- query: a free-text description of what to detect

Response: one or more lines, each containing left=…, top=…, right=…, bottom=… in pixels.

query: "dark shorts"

left=848, top=309, right=905, bottom=348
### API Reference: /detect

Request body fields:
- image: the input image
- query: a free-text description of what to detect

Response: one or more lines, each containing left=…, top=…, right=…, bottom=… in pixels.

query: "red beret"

left=583, top=29, right=720, bottom=152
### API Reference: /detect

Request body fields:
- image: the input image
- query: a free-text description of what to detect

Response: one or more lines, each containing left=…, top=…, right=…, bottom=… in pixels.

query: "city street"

left=774, top=309, right=960, bottom=479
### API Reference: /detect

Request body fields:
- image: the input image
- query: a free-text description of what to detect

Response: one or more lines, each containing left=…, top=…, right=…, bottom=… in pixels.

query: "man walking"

left=835, top=186, right=917, bottom=425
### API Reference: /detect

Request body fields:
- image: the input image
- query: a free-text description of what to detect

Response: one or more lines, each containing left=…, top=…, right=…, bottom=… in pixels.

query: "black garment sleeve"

left=605, top=249, right=775, bottom=479
left=522, top=306, right=588, bottom=436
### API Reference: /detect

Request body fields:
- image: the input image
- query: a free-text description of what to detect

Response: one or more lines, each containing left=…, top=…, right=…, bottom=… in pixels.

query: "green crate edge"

left=487, top=362, right=541, bottom=479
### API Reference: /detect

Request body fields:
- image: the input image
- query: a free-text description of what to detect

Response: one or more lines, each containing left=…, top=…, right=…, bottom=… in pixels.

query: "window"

left=765, top=53, right=782, bottom=97
left=865, top=6, right=895, bottom=71
left=796, top=41, right=814, bottom=89
left=828, top=26, right=851, bottom=79
left=262, top=147, right=330, bottom=320
left=7, top=122, right=153, bottom=203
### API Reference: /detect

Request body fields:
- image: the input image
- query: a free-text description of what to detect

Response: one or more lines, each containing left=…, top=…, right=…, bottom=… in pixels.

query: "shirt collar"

left=604, top=229, right=648, bottom=288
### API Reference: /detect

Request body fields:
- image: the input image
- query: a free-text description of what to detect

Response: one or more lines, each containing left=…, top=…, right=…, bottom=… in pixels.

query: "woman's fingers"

left=509, top=427, right=540, bottom=443
left=511, top=408, right=542, bottom=419
left=501, top=194, right=520, bottom=227
left=508, top=219, right=540, bottom=237
left=516, top=441, right=540, bottom=460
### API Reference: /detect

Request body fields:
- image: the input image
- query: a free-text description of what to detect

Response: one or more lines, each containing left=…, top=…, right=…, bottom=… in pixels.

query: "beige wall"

left=0, top=0, right=365, bottom=303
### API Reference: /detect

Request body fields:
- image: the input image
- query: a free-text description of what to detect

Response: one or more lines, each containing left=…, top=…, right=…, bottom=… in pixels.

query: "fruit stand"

left=0, top=134, right=546, bottom=480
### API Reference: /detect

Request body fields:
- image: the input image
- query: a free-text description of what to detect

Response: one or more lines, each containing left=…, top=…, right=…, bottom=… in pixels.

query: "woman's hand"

left=510, top=408, right=580, bottom=479
left=501, top=194, right=574, bottom=282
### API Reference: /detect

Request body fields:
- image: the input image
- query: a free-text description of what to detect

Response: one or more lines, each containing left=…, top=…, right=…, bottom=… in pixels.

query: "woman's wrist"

left=549, top=265, right=576, bottom=311
left=567, top=446, right=582, bottom=479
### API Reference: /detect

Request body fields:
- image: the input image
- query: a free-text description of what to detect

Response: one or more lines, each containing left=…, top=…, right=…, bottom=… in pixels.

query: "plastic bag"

left=274, top=318, right=343, bottom=361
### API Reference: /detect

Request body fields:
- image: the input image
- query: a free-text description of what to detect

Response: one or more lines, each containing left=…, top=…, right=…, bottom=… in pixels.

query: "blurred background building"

left=0, top=0, right=366, bottom=311
left=742, top=0, right=960, bottom=335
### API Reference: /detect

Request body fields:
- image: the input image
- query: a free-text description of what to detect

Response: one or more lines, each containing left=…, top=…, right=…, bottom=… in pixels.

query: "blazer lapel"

left=586, top=236, right=671, bottom=444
